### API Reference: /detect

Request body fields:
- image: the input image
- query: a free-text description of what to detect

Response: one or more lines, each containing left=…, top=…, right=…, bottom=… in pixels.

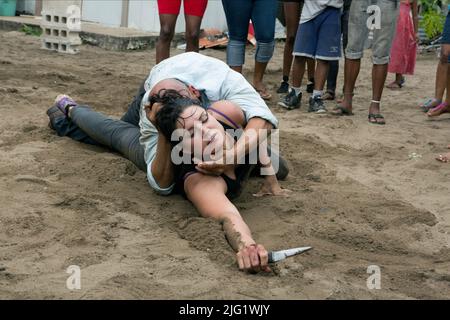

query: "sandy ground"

left=0, top=30, right=449, bottom=300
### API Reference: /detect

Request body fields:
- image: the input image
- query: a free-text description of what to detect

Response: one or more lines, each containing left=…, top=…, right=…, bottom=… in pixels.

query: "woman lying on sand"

left=151, top=89, right=291, bottom=273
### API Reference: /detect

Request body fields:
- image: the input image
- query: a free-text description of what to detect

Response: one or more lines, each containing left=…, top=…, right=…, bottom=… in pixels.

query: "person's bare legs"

left=314, top=59, right=329, bottom=92
left=427, top=47, right=450, bottom=116
left=231, top=66, right=243, bottom=73
left=434, top=43, right=450, bottom=161
left=292, top=56, right=307, bottom=88
left=253, top=61, right=270, bottom=98
left=387, top=73, right=404, bottom=88
left=368, top=63, right=388, bottom=124
left=156, top=14, right=178, bottom=64
left=339, top=58, right=361, bottom=112
left=281, top=2, right=300, bottom=82
left=306, top=57, right=316, bottom=81
left=184, top=14, right=203, bottom=53
left=434, top=53, right=449, bottom=102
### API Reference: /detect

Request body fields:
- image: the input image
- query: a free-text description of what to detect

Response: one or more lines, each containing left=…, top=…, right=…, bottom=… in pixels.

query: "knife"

left=268, top=246, right=312, bottom=263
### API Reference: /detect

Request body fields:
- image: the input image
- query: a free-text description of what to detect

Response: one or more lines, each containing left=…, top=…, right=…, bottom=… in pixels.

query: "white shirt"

left=140, top=52, right=278, bottom=195
left=300, top=0, right=344, bottom=24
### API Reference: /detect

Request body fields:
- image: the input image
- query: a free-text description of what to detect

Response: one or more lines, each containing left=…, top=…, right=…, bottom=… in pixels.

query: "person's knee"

left=185, top=29, right=200, bottom=45
left=255, top=41, right=275, bottom=63
left=159, top=26, right=175, bottom=42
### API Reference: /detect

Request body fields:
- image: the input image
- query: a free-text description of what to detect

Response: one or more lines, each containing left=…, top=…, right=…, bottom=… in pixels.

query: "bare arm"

left=184, top=173, right=270, bottom=273
left=150, top=134, right=174, bottom=189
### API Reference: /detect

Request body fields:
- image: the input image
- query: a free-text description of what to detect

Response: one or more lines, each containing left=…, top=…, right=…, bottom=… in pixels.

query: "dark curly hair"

left=152, top=89, right=202, bottom=144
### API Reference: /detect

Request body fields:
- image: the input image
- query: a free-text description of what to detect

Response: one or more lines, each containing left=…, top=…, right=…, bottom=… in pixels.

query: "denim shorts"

left=442, top=12, right=450, bottom=44
left=293, top=6, right=341, bottom=60
left=345, top=0, right=400, bottom=64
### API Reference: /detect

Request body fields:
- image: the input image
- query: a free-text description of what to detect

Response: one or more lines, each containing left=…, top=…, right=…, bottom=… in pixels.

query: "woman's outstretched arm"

left=184, top=173, right=270, bottom=273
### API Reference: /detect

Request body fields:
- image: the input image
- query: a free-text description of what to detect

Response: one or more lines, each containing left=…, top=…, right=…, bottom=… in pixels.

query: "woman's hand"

left=236, top=244, right=271, bottom=273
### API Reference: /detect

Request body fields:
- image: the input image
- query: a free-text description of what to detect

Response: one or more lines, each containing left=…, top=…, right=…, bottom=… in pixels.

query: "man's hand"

left=145, top=102, right=163, bottom=125
left=195, top=162, right=234, bottom=176
left=236, top=244, right=271, bottom=273
left=196, top=139, right=235, bottom=175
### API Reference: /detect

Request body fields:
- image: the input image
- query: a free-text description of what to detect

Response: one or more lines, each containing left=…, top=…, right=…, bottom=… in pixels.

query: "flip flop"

left=255, top=87, right=272, bottom=100
left=386, top=81, right=403, bottom=90
left=331, top=105, right=353, bottom=116
left=427, top=102, right=450, bottom=117
left=419, top=98, right=441, bottom=112
left=368, top=113, right=385, bottom=125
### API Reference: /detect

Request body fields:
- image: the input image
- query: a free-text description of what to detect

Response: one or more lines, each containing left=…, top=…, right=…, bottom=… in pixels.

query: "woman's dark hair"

left=153, top=89, right=202, bottom=143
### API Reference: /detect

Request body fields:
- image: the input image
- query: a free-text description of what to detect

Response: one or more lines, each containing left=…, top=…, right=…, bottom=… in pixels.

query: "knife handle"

left=268, top=251, right=274, bottom=263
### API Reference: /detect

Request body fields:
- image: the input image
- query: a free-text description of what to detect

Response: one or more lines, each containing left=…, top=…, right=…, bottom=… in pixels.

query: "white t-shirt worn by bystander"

left=300, top=0, right=344, bottom=24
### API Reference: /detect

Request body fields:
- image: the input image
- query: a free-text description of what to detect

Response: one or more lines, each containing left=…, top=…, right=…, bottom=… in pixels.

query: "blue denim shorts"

left=442, top=12, right=450, bottom=44
left=293, top=6, right=342, bottom=60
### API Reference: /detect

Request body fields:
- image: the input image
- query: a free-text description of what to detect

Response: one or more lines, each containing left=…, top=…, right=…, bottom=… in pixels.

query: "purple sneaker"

left=47, top=94, right=77, bottom=130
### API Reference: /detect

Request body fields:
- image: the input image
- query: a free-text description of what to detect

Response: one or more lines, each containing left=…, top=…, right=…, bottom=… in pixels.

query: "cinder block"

left=58, top=43, right=80, bottom=54
left=41, top=8, right=81, bottom=33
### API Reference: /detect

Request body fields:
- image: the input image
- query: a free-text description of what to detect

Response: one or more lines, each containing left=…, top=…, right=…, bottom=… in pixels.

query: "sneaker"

left=306, top=78, right=314, bottom=94
left=308, top=96, right=327, bottom=113
left=54, top=94, right=77, bottom=116
left=278, top=89, right=302, bottom=110
left=276, top=81, right=289, bottom=94
left=47, top=94, right=77, bottom=130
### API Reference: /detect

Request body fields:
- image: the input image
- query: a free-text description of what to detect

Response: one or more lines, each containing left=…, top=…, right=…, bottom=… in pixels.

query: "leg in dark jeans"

left=52, top=81, right=146, bottom=142
left=50, top=81, right=147, bottom=171
left=70, top=106, right=147, bottom=171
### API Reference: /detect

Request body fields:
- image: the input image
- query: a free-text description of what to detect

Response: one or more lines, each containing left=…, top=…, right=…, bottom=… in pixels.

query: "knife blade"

left=268, top=246, right=312, bottom=263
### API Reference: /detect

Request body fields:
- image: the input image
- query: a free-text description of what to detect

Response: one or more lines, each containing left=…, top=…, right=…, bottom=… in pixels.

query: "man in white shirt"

left=47, top=52, right=285, bottom=195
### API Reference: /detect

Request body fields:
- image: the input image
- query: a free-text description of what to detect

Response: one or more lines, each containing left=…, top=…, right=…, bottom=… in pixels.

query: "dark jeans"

left=222, top=0, right=277, bottom=65
left=52, top=82, right=148, bottom=172
left=326, top=2, right=351, bottom=93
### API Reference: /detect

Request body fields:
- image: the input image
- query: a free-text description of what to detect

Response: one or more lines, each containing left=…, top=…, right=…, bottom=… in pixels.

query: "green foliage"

left=419, top=0, right=446, bottom=40
left=20, top=24, right=42, bottom=37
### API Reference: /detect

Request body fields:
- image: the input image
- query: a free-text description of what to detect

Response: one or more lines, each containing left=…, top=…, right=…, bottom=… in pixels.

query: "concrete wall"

left=16, top=0, right=36, bottom=14
left=81, top=0, right=122, bottom=27
left=127, top=0, right=227, bottom=33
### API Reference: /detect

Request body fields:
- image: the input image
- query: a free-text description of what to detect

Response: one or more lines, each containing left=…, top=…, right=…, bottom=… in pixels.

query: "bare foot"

left=436, top=152, right=450, bottom=163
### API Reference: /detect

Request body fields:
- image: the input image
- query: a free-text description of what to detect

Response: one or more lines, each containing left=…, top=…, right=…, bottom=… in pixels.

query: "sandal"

left=419, top=98, right=441, bottom=112
left=368, top=113, right=386, bottom=125
left=427, top=102, right=450, bottom=117
left=254, top=86, right=272, bottom=100
left=322, top=91, right=336, bottom=100
left=331, top=104, right=353, bottom=116
left=386, top=81, right=403, bottom=90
